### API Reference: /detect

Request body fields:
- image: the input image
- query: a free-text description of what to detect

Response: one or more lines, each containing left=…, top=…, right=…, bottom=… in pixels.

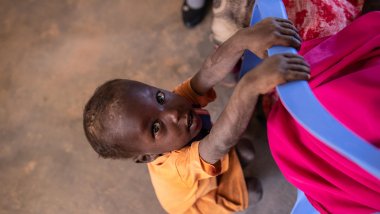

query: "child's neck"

left=190, top=108, right=212, bottom=142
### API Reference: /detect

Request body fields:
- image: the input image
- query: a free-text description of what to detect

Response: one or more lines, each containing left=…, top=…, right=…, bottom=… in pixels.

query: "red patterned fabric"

left=283, top=0, right=364, bottom=40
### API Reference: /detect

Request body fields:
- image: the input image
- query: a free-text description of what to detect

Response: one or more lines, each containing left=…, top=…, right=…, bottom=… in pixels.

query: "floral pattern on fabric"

left=283, top=0, right=364, bottom=40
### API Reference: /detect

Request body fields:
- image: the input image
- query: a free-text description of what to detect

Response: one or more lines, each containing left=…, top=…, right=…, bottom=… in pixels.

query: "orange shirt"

left=147, top=80, right=248, bottom=214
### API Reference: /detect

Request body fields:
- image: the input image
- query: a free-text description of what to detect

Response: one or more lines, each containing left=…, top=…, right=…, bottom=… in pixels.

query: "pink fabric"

left=267, top=12, right=380, bottom=213
left=283, top=0, right=364, bottom=41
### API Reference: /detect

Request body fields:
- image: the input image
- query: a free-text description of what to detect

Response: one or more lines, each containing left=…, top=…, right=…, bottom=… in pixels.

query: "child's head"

left=83, top=79, right=202, bottom=163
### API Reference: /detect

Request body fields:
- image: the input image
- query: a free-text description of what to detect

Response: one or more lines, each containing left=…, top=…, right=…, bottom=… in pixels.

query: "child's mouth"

left=187, top=111, right=193, bottom=131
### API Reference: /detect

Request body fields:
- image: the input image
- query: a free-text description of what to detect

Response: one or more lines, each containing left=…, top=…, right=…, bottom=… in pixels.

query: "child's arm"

left=199, top=53, right=310, bottom=164
left=190, top=18, right=301, bottom=95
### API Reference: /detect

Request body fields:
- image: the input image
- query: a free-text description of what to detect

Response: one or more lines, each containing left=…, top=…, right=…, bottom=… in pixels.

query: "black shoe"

left=182, top=0, right=209, bottom=28
left=246, top=177, right=263, bottom=206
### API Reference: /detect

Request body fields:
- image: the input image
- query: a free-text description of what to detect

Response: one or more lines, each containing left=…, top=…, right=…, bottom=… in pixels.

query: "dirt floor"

left=0, top=0, right=296, bottom=213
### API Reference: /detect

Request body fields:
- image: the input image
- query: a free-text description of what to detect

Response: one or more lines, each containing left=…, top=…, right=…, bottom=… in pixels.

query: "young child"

left=83, top=18, right=310, bottom=214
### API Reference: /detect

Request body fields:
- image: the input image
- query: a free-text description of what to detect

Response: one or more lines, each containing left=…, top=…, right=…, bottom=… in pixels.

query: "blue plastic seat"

left=239, top=0, right=380, bottom=213
left=291, top=190, right=319, bottom=214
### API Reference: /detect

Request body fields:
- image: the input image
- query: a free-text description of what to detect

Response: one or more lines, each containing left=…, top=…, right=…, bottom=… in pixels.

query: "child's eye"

left=152, top=121, right=161, bottom=137
left=156, top=91, right=165, bottom=105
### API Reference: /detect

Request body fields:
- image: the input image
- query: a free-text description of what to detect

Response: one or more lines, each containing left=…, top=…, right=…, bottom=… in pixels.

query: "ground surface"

left=0, top=1, right=296, bottom=213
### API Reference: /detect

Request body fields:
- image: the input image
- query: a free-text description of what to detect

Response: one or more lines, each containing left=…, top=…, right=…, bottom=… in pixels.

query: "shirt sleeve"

left=173, top=79, right=216, bottom=107
left=175, top=141, right=229, bottom=187
left=147, top=142, right=247, bottom=213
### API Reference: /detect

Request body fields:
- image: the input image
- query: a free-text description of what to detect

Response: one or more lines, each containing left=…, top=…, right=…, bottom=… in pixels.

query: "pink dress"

left=267, top=12, right=380, bottom=213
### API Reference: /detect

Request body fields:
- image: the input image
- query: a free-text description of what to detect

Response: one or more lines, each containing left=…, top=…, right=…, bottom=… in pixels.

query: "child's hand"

left=199, top=53, right=309, bottom=164
left=243, top=53, right=310, bottom=94
left=236, top=18, right=301, bottom=58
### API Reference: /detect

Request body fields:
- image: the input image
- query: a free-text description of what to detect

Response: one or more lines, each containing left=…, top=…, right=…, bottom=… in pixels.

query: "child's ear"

left=133, top=154, right=160, bottom=163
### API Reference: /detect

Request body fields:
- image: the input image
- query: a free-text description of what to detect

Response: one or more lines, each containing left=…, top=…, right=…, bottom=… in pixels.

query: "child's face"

left=117, top=81, right=202, bottom=158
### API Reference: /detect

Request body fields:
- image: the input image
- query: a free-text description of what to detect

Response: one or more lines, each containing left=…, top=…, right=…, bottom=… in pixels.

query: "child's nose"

left=162, top=108, right=180, bottom=124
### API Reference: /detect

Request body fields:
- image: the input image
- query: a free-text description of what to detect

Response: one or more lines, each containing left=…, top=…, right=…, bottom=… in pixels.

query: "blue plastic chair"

left=291, top=189, right=319, bottom=214
left=239, top=0, right=380, bottom=213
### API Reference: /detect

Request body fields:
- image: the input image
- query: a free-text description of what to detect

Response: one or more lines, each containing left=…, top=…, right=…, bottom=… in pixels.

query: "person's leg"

left=235, top=98, right=267, bottom=169
left=245, top=177, right=263, bottom=204
left=235, top=115, right=263, bottom=205
left=235, top=136, right=255, bottom=169
left=362, top=0, right=380, bottom=15
left=182, top=0, right=210, bottom=27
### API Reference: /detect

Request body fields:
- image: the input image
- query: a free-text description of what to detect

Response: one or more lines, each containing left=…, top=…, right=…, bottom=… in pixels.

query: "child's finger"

left=284, top=54, right=310, bottom=69
left=283, top=53, right=305, bottom=60
left=275, top=18, right=294, bottom=26
left=278, top=27, right=302, bottom=42
left=277, top=35, right=301, bottom=50
left=287, top=64, right=311, bottom=74
left=286, top=57, right=310, bottom=67
left=279, top=22, right=299, bottom=33
left=284, top=71, right=310, bottom=82
left=282, top=53, right=300, bottom=58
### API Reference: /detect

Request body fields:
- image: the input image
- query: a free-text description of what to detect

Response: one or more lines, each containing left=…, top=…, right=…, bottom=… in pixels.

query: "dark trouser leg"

left=362, top=0, right=380, bottom=15
left=235, top=115, right=263, bottom=205
left=235, top=136, right=255, bottom=169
